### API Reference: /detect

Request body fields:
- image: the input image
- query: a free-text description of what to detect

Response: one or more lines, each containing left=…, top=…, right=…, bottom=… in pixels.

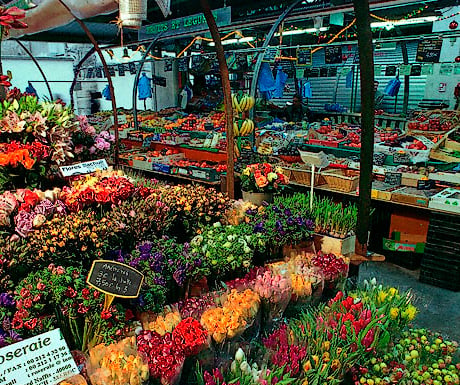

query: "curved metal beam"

left=13, top=39, right=54, bottom=101
left=69, top=46, right=96, bottom=109
left=132, top=39, right=158, bottom=132
left=249, top=0, right=303, bottom=121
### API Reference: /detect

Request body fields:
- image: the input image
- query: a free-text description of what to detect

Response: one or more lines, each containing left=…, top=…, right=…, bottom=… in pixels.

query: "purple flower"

left=0, top=293, right=15, bottom=307
left=305, top=219, right=314, bottom=230
left=275, top=220, right=283, bottom=232
left=246, top=208, right=257, bottom=216
left=261, top=201, right=269, bottom=207
left=173, top=269, right=187, bottom=286
left=34, top=199, right=55, bottom=216
left=154, top=277, right=166, bottom=286
left=296, top=217, right=304, bottom=226
left=284, top=209, right=292, bottom=216
left=54, top=200, right=67, bottom=216
left=254, top=222, right=265, bottom=233
left=287, top=217, right=294, bottom=226
left=14, top=210, right=34, bottom=238
left=272, top=205, right=280, bottom=213
left=137, top=241, right=153, bottom=255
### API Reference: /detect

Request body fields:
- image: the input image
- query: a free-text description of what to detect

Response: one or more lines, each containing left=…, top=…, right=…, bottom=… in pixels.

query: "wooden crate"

left=313, top=234, right=356, bottom=256
left=321, top=169, right=359, bottom=192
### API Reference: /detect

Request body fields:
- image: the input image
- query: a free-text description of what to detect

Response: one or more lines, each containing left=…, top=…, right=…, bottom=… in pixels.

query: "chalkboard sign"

left=309, top=68, right=320, bottom=78
left=263, top=47, right=279, bottom=63
left=108, top=66, right=116, bottom=76
left=328, top=67, right=337, bottom=77
left=417, top=179, right=434, bottom=190
left=384, top=171, right=402, bottom=186
left=325, top=45, right=342, bottom=64
left=178, top=57, right=190, bottom=72
left=319, top=67, right=329, bottom=77
left=297, top=48, right=312, bottom=66
left=164, top=59, right=173, bottom=72
left=117, top=64, right=125, bottom=76
left=416, top=39, right=442, bottom=63
left=410, top=64, right=421, bottom=76
left=393, top=152, right=411, bottom=164
left=95, top=67, right=103, bottom=78
left=87, top=260, right=144, bottom=298
left=385, top=65, right=397, bottom=76
left=128, top=62, right=137, bottom=75
left=373, top=152, right=386, bottom=166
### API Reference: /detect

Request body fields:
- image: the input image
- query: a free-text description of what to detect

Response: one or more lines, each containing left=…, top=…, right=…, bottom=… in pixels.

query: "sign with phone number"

left=0, top=329, right=79, bottom=385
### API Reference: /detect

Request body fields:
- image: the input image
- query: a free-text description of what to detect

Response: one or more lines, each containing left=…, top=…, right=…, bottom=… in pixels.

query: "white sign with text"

left=59, top=159, right=109, bottom=177
left=0, top=329, right=79, bottom=385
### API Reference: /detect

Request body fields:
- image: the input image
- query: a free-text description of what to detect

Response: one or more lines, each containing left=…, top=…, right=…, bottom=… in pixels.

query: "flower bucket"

left=242, top=191, right=273, bottom=206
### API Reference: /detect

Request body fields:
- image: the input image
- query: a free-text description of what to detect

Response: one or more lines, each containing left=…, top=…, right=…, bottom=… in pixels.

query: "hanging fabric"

left=138, top=72, right=152, bottom=100
left=258, top=62, right=276, bottom=100
left=102, top=84, right=112, bottom=101
left=273, top=66, right=288, bottom=98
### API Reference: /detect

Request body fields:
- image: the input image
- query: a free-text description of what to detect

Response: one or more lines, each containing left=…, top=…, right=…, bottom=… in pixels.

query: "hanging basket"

left=119, top=0, right=147, bottom=29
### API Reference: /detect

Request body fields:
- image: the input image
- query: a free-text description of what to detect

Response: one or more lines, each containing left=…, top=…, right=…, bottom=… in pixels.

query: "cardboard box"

left=383, top=231, right=425, bottom=253
left=391, top=187, right=437, bottom=208
left=313, top=234, right=356, bottom=256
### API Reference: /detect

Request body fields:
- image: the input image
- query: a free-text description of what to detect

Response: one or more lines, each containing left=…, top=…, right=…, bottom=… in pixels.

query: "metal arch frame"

left=69, top=46, right=96, bottom=109
left=13, top=39, right=54, bottom=101
left=132, top=36, right=162, bottom=132
left=249, top=0, right=304, bottom=121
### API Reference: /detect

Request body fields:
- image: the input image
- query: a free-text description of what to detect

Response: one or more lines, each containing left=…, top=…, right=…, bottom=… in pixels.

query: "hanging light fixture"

left=122, top=48, right=130, bottom=59
left=119, top=0, right=148, bottom=29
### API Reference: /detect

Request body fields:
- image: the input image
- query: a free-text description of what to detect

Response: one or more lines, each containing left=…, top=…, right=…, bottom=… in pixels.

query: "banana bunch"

left=233, top=118, right=254, bottom=137
left=232, top=93, right=255, bottom=112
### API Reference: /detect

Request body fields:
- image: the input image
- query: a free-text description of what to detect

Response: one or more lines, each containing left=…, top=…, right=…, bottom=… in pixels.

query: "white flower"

left=235, top=348, right=245, bottom=362
left=240, top=361, right=251, bottom=374
left=213, top=222, right=222, bottom=227
left=244, top=246, right=251, bottom=254
left=231, top=360, right=238, bottom=373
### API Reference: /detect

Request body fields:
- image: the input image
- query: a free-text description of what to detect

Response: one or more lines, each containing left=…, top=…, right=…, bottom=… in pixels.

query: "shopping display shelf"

left=289, top=181, right=460, bottom=216
left=127, top=165, right=221, bottom=186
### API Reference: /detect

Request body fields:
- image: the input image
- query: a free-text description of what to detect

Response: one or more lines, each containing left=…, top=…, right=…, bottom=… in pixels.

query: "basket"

left=321, top=169, right=359, bottom=192
left=291, top=168, right=326, bottom=186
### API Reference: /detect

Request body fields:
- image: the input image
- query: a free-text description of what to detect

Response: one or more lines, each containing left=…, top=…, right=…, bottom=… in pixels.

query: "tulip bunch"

left=87, top=337, right=149, bottom=385
left=240, top=163, right=289, bottom=192
left=200, top=289, right=260, bottom=343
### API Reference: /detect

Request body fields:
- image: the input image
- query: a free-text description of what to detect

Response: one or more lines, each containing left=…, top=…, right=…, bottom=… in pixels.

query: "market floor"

left=358, top=261, right=460, bottom=343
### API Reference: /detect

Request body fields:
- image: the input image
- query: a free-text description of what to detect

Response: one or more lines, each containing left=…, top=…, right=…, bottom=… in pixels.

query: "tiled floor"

left=358, top=262, right=460, bottom=343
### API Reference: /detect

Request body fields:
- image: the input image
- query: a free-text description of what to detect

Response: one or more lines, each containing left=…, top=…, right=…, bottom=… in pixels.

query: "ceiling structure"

left=15, top=0, right=458, bottom=49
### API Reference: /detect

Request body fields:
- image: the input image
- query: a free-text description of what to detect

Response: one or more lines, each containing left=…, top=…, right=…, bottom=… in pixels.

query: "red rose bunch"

left=137, top=318, right=209, bottom=383
left=172, top=317, right=209, bottom=356
left=0, top=141, right=51, bottom=162
left=137, top=330, right=185, bottom=384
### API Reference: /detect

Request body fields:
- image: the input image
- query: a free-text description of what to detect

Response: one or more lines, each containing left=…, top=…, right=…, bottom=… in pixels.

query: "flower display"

left=240, top=163, right=289, bottom=193
left=139, top=306, right=181, bottom=334
left=312, top=251, right=349, bottom=286
left=87, top=337, right=149, bottom=385
left=200, top=289, right=260, bottom=343
left=73, top=116, right=115, bottom=161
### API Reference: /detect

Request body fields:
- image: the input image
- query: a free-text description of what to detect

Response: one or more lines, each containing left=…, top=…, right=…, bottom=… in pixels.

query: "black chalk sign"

left=87, top=260, right=144, bottom=298
left=297, top=48, right=312, bottom=66
left=325, top=45, right=342, bottom=64
left=393, top=152, right=411, bottom=164
left=178, top=57, right=190, bottom=72
left=117, top=64, right=126, bottom=76
left=416, top=39, right=442, bottom=63
left=128, top=62, right=137, bottom=74
left=384, top=171, right=402, bottom=186
left=417, top=179, right=434, bottom=190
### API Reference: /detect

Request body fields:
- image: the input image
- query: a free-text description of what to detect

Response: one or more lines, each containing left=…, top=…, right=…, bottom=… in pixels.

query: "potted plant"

left=240, top=163, right=289, bottom=206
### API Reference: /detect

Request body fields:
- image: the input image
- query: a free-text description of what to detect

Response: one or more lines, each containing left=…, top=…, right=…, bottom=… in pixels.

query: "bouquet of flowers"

left=240, top=163, right=289, bottom=193
left=73, top=115, right=115, bottom=161
left=0, top=292, right=22, bottom=347
left=137, top=318, right=208, bottom=384
left=138, top=305, right=181, bottom=334
left=87, top=336, right=149, bottom=385
left=312, top=251, right=349, bottom=290
left=253, top=269, right=291, bottom=328
left=200, top=289, right=260, bottom=343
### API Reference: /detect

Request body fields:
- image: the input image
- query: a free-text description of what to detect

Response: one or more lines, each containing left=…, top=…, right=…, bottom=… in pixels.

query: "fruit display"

left=345, top=131, right=362, bottom=148
left=232, top=93, right=256, bottom=112
left=233, top=118, right=255, bottom=137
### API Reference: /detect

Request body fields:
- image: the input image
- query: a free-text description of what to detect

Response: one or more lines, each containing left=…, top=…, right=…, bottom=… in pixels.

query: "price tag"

left=87, top=260, right=144, bottom=298
left=440, top=63, right=454, bottom=75
left=384, top=171, right=402, bottom=186
left=296, top=68, right=305, bottom=78
left=416, top=39, right=442, bottom=63
left=399, top=64, right=412, bottom=76
left=128, top=62, right=137, bottom=75
left=296, top=48, right=312, bottom=66
left=393, top=152, right=411, bottom=164
left=59, top=159, right=108, bottom=177
left=455, top=64, right=460, bottom=75
left=417, top=179, right=434, bottom=190
left=178, top=167, right=189, bottom=175
left=421, top=64, right=433, bottom=75
left=0, top=329, right=79, bottom=385
left=410, top=64, right=422, bottom=76
left=117, top=64, right=125, bottom=76
left=325, top=45, right=342, bottom=64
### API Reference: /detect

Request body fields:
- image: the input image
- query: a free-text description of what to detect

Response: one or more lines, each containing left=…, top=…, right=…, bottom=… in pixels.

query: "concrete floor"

left=358, top=262, right=460, bottom=343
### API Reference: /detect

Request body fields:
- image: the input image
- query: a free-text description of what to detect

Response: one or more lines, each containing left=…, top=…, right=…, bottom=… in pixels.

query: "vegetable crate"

left=321, top=169, right=360, bottom=192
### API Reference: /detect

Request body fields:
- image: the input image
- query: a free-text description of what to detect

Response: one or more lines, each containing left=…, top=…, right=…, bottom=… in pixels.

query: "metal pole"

left=57, top=0, right=119, bottom=166
left=14, top=39, right=54, bottom=101
left=200, top=0, right=235, bottom=198
left=69, top=46, right=96, bottom=109
left=400, top=40, right=410, bottom=115
left=353, top=0, right=375, bottom=252
left=133, top=39, right=158, bottom=132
